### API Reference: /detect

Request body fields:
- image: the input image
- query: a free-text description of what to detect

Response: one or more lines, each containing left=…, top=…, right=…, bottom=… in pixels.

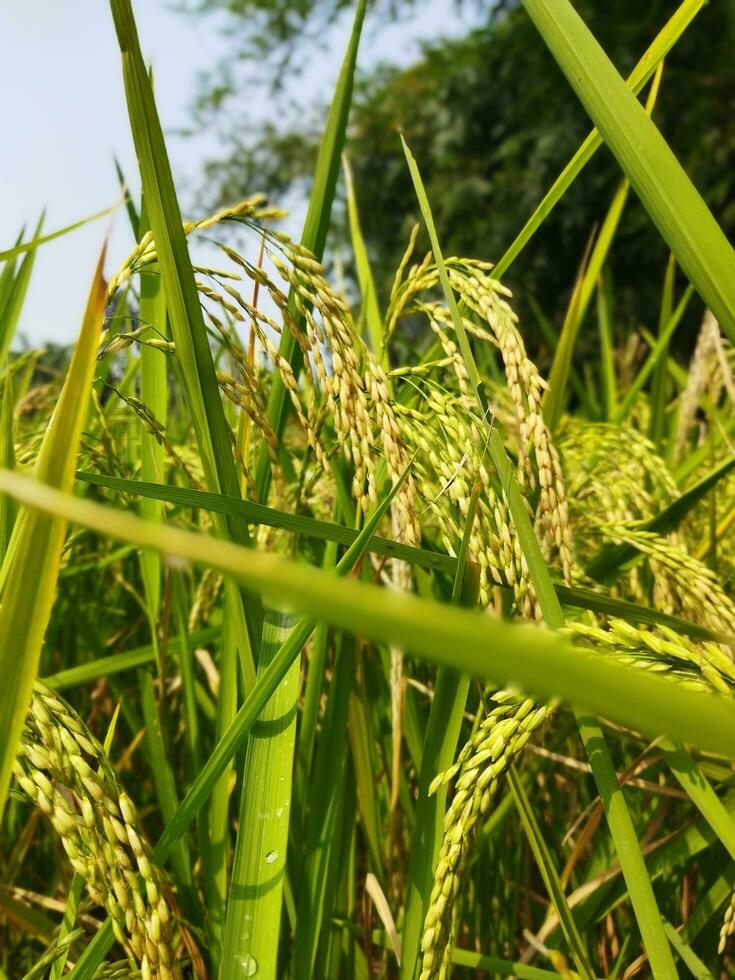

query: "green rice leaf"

left=586, top=454, right=735, bottom=584
left=0, top=213, right=44, bottom=364
left=254, top=0, right=367, bottom=503
left=343, top=154, right=384, bottom=360
left=110, top=0, right=263, bottom=653
left=3, top=472, right=735, bottom=761
left=401, top=133, right=564, bottom=628
left=0, top=203, right=122, bottom=263
left=648, top=254, right=677, bottom=447
left=575, top=716, right=677, bottom=978
left=493, top=0, right=703, bottom=279
left=221, top=611, right=300, bottom=980
left=76, top=472, right=722, bottom=641
left=65, top=462, right=408, bottom=974
left=611, top=285, right=694, bottom=425
left=659, top=740, right=735, bottom=864
left=544, top=63, right=663, bottom=432
left=521, top=0, right=735, bottom=341
left=41, top=628, right=219, bottom=691
left=400, top=488, right=480, bottom=979
left=508, top=766, right=595, bottom=978
left=0, top=246, right=106, bottom=819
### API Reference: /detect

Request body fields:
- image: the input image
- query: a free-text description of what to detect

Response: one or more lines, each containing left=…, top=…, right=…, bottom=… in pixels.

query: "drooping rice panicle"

left=14, top=684, right=180, bottom=979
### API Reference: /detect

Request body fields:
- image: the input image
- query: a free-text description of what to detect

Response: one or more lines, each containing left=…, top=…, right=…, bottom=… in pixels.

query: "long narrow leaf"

left=576, top=716, right=677, bottom=977
left=400, top=490, right=480, bottom=979
left=521, top=0, right=735, bottom=340
left=221, top=611, right=299, bottom=980
left=76, top=470, right=727, bottom=641
left=508, top=766, right=595, bottom=978
left=110, top=0, right=263, bottom=655
left=0, top=247, right=106, bottom=818
left=493, top=0, right=703, bottom=278
left=586, top=455, right=735, bottom=584
left=66, top=464, right=408, bottom=975
left=254, top=0, right=367, bottom=503
left=2, top=472, right=735, bottom=760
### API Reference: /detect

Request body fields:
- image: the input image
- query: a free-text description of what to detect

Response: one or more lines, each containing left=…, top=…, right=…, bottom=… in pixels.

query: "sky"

left=1, top=0, right=473, bottom=346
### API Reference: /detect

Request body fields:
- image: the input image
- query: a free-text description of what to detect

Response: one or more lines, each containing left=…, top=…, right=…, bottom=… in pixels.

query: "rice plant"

left=2, top=1, right=735, bottom=978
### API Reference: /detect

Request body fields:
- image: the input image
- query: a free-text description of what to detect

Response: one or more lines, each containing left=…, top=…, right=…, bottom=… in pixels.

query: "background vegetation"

left=1, top=2, right=735, bottom=979
left=191, top=0, right=735, bottom=355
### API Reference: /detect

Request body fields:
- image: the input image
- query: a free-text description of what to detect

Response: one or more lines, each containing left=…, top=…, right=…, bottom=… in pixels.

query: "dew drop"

left=265, top=850, right=278, bottom=864
left=240, top=954, right=258, bottom=977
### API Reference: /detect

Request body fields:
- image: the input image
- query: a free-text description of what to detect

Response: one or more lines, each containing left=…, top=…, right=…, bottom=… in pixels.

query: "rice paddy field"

left=3, top=0, right=735, bottom=977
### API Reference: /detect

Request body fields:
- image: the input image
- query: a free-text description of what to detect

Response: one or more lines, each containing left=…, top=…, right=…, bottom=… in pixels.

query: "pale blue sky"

left=1, top=0, right=473, bottom=346
left=2, top=1, right=224, bottom=344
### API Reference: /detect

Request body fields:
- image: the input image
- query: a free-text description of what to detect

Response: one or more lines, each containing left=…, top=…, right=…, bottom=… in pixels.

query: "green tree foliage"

left=190, top=0, right=735, bottom=353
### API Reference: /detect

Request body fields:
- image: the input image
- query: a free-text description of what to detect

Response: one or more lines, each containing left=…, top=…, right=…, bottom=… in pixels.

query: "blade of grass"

left=110, top=0, right=263, bottom=657
left=611, top=285, right=695, bottom=425
left=172, top=578, right=205, bottom=775
left=0, top=233, right=21, bottom=315
left=543, top=244, right=590, bottom=431
left=508, top=766, right=595, bottom=978
left=575, top=716, right=676, bottom=977
left=679, top=869, right=735, bottom=948
left=221, top=610, right=300, bottom=980
left=544, top=179, right=631, bottom=432
left=659, top=739, right=735, bottom=863
left=596, top=274, right=617, bottom=419
left=114, top=156, right=140, bottom=239
left=493, top=0, right=703, bottom=279
left=41, top=627, right=219, bottom=690
left=0, top=203, right=122, bottom=263
left=590, top=791, right=735, bottom=928
left=585, top=454, right=735, bottom=584
left=78, top=471, right=462, bottom=573
left=297, top=539, right=338, bottom=794
left=537, top=790, right=735, bottom=941
left=293, top=631, right=356, bottom=980
left=527, top=294, right=595, bottom=414
left=138, top=212, right=167, bottom=627
left=0, top=246, right=106, bottom=819
left=254, top=0, right=367, bottom=504
left=557, top=585, right=726, bottom=642
left=0, top=370, right=16, bottom=559
left=662, top=920, right=714, bottom=980
left=402, top=133, right=563, bottom=625
left=76, top=470, right=728, bottom=641
left=0, top=214, right=44, bottom=364
left=205, top=588, right=239, bottom=970
left=521, top=0, right=735, bottom=341
left=400, top=488, right=481, bottom=980
left=545, top=64, right=664, bottom=432
left=347, top=650, right=385, bottom=877
left=648, top=254, right=677, bottom=447
left=4, top=477, right=735, bottom=762
left=343, top=154, right=383, bottom=361
left=48, top=878, right=84, bottom=980
left=172, top=572, right=208, bottom=872
left=139, top=669, right=200, bottom=924
left=0, top=887, right=57, bottom=944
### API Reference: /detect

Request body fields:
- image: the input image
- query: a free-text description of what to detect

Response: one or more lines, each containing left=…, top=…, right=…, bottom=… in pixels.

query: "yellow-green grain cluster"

left=14, top=684, right=180, bottom=980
